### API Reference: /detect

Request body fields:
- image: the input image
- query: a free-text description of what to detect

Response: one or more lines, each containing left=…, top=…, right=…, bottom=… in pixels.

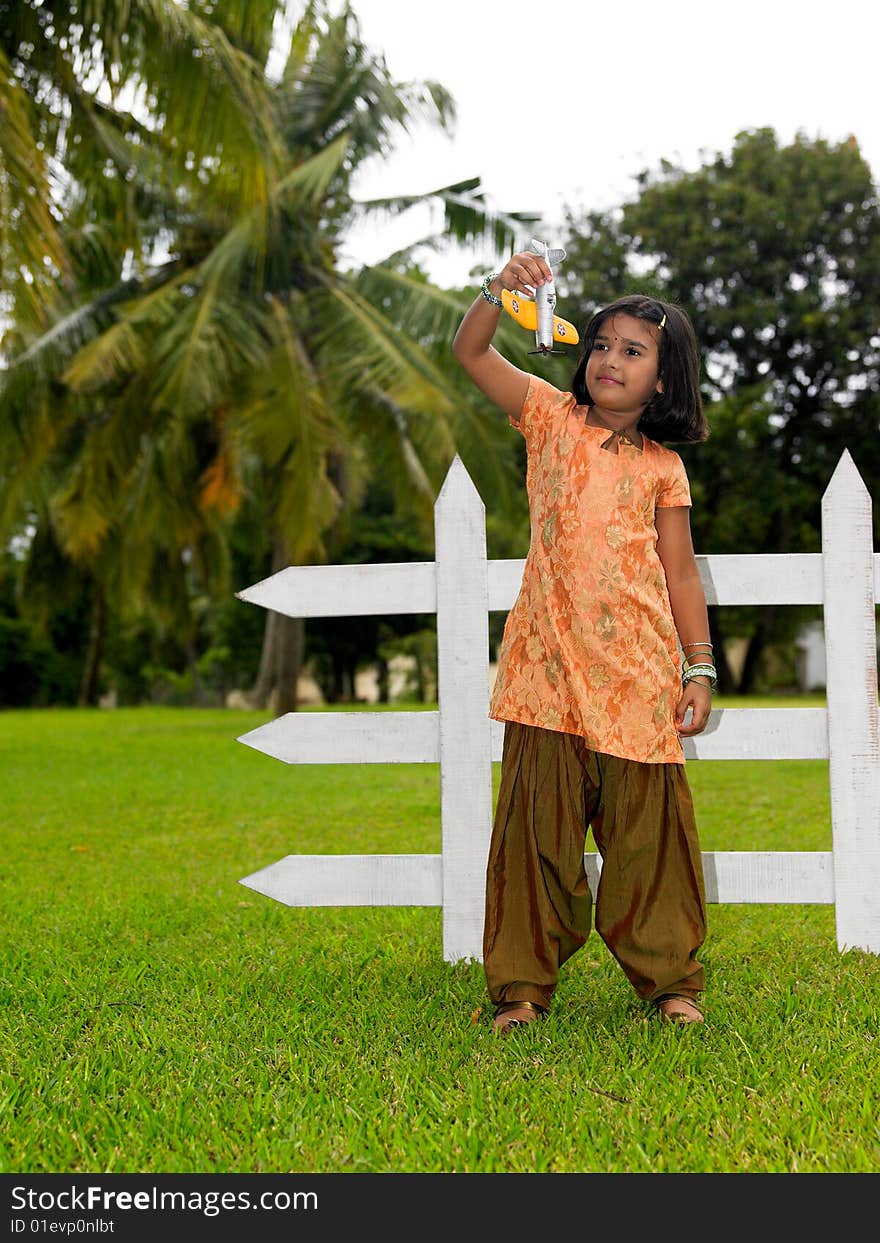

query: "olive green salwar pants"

left=483, top=721, right=707, bottom=1013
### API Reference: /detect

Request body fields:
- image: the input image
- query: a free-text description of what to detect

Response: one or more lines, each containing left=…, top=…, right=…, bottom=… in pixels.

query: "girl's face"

left=584, top=313, right=663, bottom=421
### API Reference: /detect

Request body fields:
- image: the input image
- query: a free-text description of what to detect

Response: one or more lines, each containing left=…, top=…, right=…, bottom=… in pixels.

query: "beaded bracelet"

left=682, top=663, right=717, bottom=692
left=480, top=273, right=503, bottom=308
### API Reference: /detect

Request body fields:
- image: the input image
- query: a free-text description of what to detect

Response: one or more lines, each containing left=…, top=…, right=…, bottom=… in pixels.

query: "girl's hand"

left=675, top=681, right=712, bottom=735
left=496, top=251, right=553, bottom=294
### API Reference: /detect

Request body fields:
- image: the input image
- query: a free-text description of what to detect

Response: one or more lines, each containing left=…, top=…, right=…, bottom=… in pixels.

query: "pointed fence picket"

left=237, top=451, right=880, bottom=962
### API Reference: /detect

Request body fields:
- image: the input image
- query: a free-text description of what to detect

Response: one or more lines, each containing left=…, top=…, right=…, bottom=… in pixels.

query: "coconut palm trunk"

left=249, top=531, right=303, bottom=713
left=77, top=578, right=106, bottom=707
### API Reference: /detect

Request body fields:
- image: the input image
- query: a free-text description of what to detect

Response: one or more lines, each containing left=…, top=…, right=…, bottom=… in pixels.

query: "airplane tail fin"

left=528, top=237, right=566, bottom=267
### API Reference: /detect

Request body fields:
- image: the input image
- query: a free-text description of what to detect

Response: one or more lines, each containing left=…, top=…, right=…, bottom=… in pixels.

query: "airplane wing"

left=501, top=289, right=537, bottom=330
left=552, top=316, right=579, bottom=344
left=503, top=291, right=580, bottom=345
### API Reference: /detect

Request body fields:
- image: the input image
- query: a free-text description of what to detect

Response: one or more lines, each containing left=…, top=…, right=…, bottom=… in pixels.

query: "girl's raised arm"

left=452, top=252, right=553, bottom=421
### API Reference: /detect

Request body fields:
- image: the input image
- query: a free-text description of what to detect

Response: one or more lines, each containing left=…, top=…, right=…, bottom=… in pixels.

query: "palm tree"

left=0, top=0, right=283, bottom=332
left=1, top=1, right=535, bottom=710
left=1, top=0, right=290, bottom=703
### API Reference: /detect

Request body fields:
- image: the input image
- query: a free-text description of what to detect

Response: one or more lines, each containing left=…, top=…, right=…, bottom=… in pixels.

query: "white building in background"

left=795, top=620, right=828, bottom=692
left=794, top=619, right=880, bottom=692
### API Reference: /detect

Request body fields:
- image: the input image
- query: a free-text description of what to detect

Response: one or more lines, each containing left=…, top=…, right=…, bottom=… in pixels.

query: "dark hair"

left=570, top=294, right=708, bottom=444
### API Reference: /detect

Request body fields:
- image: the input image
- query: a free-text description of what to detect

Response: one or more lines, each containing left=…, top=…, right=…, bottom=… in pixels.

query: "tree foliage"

left=562, top=128, right=880, bottom=690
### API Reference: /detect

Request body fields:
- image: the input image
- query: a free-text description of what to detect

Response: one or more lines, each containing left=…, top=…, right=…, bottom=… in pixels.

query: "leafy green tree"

left=562, top=128, right=880, bottom=691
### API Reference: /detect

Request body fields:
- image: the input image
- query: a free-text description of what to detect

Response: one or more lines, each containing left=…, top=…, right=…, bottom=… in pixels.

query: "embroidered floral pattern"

left=490, top=375, right=693, bottom=764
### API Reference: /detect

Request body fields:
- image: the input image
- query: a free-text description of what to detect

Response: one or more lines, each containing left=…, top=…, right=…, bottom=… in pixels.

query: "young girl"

left=452, top=251, right=715, bottom=1033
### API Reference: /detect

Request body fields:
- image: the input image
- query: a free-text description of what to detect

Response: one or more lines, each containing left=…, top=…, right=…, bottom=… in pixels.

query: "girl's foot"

left=657, top=995, right=704, bottom=1024
left=492, top=1000, right=546, bottom=1034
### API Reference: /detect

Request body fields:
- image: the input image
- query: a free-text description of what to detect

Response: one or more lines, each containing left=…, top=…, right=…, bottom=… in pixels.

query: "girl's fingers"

left=675, top=690, right=711, bottom=734
left=505, top=255, right=552, bottom=286
left=507, top=270, right=539, bottom=289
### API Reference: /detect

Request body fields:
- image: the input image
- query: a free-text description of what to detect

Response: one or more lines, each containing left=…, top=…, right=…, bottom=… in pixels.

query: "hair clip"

left=658, top=313, right=667, bottom=329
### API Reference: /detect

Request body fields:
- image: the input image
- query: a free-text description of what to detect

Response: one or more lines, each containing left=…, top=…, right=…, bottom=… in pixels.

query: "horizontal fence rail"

left=237, top=451, right=880, bottom=960
left=240, top=850, right=837, bottom=908
left=237, top=553, right=880, bottom=617
left=238, top=707, right=833, bottom=765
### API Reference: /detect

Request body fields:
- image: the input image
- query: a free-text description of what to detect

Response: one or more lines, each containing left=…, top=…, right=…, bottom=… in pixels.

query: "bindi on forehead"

left=595, top=331, right=654, bottom=350
left=596, top=315, right=659, bottom=352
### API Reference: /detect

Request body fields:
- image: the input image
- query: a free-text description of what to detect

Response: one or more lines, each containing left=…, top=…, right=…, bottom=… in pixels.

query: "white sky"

left=303, top=0, right=880, bottom=287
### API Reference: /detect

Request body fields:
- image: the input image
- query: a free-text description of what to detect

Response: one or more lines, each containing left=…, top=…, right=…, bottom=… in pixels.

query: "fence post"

left=434, top=457, right=493, bottom=962
left=822, top=451, right=880, bottom=953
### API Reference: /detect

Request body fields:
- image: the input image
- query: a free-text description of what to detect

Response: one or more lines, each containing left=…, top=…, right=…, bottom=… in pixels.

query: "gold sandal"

left=492, top=1000, right=547, bottom=1034
left=655, top=994, right=704, bottom=1024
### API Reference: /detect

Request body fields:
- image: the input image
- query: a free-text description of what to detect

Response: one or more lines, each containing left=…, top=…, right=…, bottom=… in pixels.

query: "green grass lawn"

left=1, top=701, right=878, bottom=1174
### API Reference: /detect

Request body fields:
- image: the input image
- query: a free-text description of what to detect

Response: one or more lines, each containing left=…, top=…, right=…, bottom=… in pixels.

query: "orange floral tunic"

left=489, top=375, right=693, bottom=764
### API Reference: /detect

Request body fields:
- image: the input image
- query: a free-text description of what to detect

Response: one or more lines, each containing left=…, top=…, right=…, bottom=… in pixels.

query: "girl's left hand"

left=675, top=682, right=712, bottom=735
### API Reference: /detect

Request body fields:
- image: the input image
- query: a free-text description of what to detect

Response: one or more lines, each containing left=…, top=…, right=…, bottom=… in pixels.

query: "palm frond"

left=354, top=175, right=542, bottom=259
left=353, top=263, right=478, bottom=345
left=50, top=457, right=114, bottom=564
left=276, top=131, right=352, bottom=205
left=233, top=295, right=345, bottom=562
left=0, top=51, right=69, bottom=328
left=275, top=3, right=453, bottom=166
left=351, top=264, right=531, bottom=518
left=316, top=279, right=456, bottom=435
left=25, top=2, right=284, bottom=216
left=137, top=0, right=283, bottom=203
left=58, top=77, right=197, bottom=256
left=13, top=509, right=94, bottom=631
left=0, top=411, right=60, bottom=548
left=61, top=130, right=365, bottom=419
left=4, top=282, right=126, bottom=372
left=207, top=0, right=283, bottom=67
left=356, top=175, right=482, bottom=221
left=112, top=425, right=232, bottom=622
left=59, top=316, right=145, bottom=395
left=362, top=390, right=439, bottom=524
left=146, top=282, right=271, bottom=419
left=17, top=270, right=175, bottom=394
left=271, top=0, right=322, bottom=85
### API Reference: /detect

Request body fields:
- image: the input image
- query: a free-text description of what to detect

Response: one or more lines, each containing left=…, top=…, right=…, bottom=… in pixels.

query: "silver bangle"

left=682, top=663, right=717, bottom=692
left=480, top=273, right=503, bottom=308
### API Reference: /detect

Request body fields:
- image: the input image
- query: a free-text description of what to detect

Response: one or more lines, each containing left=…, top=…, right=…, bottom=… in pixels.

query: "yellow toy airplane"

left=501, top=238, right=580, bottom=354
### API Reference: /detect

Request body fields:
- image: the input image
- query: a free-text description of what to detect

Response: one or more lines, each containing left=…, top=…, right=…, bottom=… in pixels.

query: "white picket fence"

left=236, top=451, right=880, bottom=962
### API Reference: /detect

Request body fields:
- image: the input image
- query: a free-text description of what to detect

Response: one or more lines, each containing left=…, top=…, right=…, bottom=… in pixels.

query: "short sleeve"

left=656, top=451, right=692, bottom=508
left=510, top=374, right=575, bottom=448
